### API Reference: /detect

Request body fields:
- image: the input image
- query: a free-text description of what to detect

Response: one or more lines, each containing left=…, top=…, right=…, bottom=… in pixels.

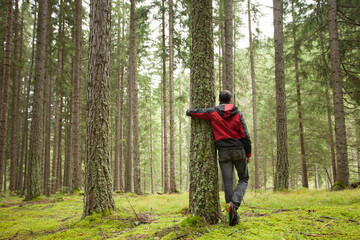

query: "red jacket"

left=186, top=104, right=252, bottom=157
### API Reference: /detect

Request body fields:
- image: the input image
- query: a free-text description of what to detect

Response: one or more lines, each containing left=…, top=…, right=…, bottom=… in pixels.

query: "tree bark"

left=327, top=0, right=349, bottom=186
left=25, top=0, right=48, bottom=200
left=51, top=96, right=60, bottom=194
left=71, top=0, right=83, bottom=192
left=223, top=0, right=233, bottom=93
left=83, top=0, right=115, bottom=217
left=125, top=0, right=134, bottom=193
left=248, top=0, right=260, bottom=190
left=291, top=0, right=308, bottom=189
left=56, top=98, right=63, bottom=192
left=189, top=0, right=220, bottom=224
left=273, top=0, right=289, bottom=191
left=169, top=0, right=176, bottom=193
left=0, top=0, right=14, bottom=192
left=9, top=0, right=20, bottom=192
left=162, top=0, right=169, bottom=193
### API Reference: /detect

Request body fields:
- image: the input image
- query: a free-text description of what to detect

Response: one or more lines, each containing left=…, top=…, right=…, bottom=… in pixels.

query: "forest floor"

left=0, top=188, right=359, bottom=240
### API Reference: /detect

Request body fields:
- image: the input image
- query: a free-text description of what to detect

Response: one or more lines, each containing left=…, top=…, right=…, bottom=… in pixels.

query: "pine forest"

left=0, top=0, right=359, bottom=239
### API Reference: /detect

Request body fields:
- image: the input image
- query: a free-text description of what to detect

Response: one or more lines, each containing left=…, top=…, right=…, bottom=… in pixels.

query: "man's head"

left=219, top=90, right=232, bottom=104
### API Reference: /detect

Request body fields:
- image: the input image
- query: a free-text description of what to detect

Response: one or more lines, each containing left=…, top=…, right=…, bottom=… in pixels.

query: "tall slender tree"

left=327, top=0, right=349, bottom=187
left=189, top=0, right=220, bottom=224
left=83, top=0, right=115, bottom=217
left=161, top=0, right=169, bottom=193
left=71, top=0, right=83, bottom=192
left=248, top=0, right=260, bottom=190
left=273, top=0, right=289, bottom=191
left=0, top=0, right=14, bottom=192
left=291, top=0, right=308, bottom=188
left=169, top=0, right=176, bottom=193
left=9, top=0, right=20, bottom=192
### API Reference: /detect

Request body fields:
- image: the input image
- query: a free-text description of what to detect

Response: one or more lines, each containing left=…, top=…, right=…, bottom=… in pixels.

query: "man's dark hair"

left=219, top=90, right=232, bottom=104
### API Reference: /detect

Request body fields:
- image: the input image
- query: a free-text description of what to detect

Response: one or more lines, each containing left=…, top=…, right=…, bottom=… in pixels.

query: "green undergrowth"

left=0, top=188, right=359, bottom=239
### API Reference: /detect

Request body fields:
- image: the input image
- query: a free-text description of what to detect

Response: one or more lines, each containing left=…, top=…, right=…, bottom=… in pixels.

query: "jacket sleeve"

left=186, top=108, right=215, bottom=120
left=238, top=111, right=252, bottom=158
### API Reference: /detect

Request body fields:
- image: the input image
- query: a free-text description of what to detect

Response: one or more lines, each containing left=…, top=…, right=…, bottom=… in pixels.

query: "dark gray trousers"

left=219, top=149, right=249, bottom=210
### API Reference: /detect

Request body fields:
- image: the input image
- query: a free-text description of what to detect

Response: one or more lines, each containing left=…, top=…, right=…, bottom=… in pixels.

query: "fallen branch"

left=320, top=220, right=334, bottom=229
left=305, top=233, right=329, bottom=237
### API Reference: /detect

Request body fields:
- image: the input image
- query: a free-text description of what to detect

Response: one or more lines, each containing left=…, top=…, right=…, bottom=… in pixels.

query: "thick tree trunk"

left=291, top=0, right=308, bottom=189
left=248, top=0, right=259, bottom=190
left=162, top=0, right=169, bottom=193
left=327, top=0, right=349, bottom=186
left=220, top=0, right=225, bottom=90
left=71, top=0, right=83, bottom=192
left=0, top=0, right=14, bottom=192
left=9, top=0, right=20, bottom=192
left=189, top=0, right=220, bottom=224
left=273, top=0, right=289, bottom=191
left=169, top=0, right=176, bottom=194
left=83, top=0, right=115, bottom=217
left=25, top=0, right=48, bottom=200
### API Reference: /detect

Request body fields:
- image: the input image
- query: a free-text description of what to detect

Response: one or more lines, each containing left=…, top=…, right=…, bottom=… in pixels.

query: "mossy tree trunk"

left=83, top=0, right=115, bottom=217
left=273, top=0, right=289, bottom=191
left=189, top=0, right=220, bottom=225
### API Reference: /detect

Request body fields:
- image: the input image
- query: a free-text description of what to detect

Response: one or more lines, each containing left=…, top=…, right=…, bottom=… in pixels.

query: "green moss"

left=334, top=181, right=346, bottom=190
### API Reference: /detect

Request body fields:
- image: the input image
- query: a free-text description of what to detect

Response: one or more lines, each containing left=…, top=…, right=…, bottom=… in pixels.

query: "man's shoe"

left=226, top=203, right=236, bottom=226
left=231, top=212, right=240, bottom=226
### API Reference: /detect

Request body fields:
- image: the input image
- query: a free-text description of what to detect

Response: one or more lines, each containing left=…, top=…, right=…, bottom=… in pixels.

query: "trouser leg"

left=231, top=150, right=249, bottom=209
left=219, top=160, right=234, bottom=204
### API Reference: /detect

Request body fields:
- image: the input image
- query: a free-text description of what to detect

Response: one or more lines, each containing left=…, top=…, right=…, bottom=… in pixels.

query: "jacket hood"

left=214, top=104, right=238, bottom=119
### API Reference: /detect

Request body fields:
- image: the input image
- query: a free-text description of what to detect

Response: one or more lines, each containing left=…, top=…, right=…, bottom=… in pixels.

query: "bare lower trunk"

left=25, top=0, right=48, bottom=200
left=273, top=0, right=289, bottom=190
left=327, top=0, right=349, bottom=186
left=223, top=0, right=233, bottom=93
left=0, top=0, right=14, bottom=192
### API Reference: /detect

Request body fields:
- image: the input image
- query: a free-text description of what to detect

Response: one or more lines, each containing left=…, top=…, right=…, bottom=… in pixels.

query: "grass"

left=0, top=188, right=359, bottom=239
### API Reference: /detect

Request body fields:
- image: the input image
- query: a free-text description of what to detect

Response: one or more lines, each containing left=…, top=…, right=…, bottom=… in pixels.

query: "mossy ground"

left=0, top=188, right=359, bottom=239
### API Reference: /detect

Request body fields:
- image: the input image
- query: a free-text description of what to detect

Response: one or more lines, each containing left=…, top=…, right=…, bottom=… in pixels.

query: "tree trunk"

left=162, top=0, right=169, bottom=193
left=189, top=0, right=220, bottom=224
left=179, top=86, right=182, bottom=191
left=316, top=0, right=337, bottom=184
left=16, top=1, right=29, bottom=194
left=291, top=0, right=308, bottom=189
left=220, top=0, right=225, bottom=90
left=125, top=0, right=134, bottom=193
left=64, top=99, right=72, bottom=191
left=9, top=0, right=20, bottom=192
left=169, top=0, right=176, bottom=193
left=56, top=98, right=63, bottom=192
left=327, top=0, right=349, bottom=187
left=273, top=0, right=289, bottom=191
left=83, top=0, right=115, bottom=217
left=223, top=0, right=233, bottom=93
left=150, top=96, right=155, bottom=194
left=248, top=0, right=259, bottom=190
left=0, top=0, right=14, bottom=192
left=71, top=0, right=83, bottom=192
left=51, top=96, right=60, bottom=194
left=25, top=0, right=48, bottom=200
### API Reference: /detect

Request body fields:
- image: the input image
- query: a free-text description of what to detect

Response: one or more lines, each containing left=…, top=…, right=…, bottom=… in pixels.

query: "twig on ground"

left=305, top=233, right=329, bottom=237
left=227, top=228, right=244, bottom=237
left=8, top=231, right=20, bottom=240
left=320, top=220, right=334, bottom=229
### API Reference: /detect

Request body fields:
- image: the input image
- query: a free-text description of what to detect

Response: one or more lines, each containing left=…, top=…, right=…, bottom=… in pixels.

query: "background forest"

left=0, top=0, right=359, bottom=202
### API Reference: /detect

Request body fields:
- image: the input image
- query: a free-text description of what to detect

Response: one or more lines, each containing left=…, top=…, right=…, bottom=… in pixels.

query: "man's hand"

left=247, top=157, right=250, bottom=164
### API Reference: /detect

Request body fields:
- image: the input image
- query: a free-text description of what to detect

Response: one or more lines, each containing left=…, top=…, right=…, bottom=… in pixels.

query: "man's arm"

left=238, top=111, right=252, bottom=158
left=186, top=108, right=215, bottom=120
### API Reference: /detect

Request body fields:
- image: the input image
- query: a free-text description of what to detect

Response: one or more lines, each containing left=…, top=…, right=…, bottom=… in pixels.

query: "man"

left=186, top=90, right=251, bottom=226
